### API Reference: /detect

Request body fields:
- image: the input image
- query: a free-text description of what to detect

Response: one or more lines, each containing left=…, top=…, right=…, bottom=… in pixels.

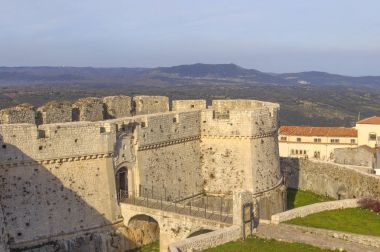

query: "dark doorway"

left=116, top=167, right=128, bottom=200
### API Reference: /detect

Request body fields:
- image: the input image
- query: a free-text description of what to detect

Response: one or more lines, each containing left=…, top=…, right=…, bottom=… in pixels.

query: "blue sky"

left=1, top=0, right=380, bottom=75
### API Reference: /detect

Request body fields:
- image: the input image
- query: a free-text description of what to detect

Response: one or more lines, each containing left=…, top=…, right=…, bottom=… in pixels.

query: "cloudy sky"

left=1, top=0, right=379, bottom=75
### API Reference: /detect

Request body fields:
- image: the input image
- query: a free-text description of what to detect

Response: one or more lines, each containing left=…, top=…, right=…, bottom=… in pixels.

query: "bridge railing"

left=119, top=186, right=233, bottom=224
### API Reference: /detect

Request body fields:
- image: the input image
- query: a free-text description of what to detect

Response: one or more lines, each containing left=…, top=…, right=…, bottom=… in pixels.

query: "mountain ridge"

left=0, top=63, right=379, bottom=89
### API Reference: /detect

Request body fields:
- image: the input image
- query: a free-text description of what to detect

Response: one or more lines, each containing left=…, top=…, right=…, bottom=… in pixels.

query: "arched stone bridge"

left=120, top=203, right=232, bottom=251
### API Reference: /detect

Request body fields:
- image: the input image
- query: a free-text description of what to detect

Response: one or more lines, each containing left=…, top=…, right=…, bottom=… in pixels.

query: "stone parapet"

left=168, top=225, right=241, bottom=252
left=271, top=199, right=359, bottom=224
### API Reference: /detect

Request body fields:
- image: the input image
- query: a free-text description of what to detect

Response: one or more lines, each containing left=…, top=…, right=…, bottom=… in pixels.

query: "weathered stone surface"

left=169, top=225, right=241, bottom=252
left=103, top=95, right=132, bottom=119
left=172, top=100, right=206, bottom=111
left=271, top=199, right=359, bottom=224
left=0, top=98, right=283, bottom=252
left=73, top=97, right=104, bottom=121
left=133, top=96, right=169, bottom=115
left=0, top=103, right=35, bottom=124
left=282, top=158, right=380, bottom=199
left=37, top=101, right=72, bottom=124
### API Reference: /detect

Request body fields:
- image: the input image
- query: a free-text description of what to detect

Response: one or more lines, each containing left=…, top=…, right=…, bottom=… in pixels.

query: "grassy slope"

left=287, top=208, right=380, bottom=236
left=287, top=188, right=334, bottom=210
left=203, top=237, right=339, bottom=252
left=127, top=241, right=160, bottom=252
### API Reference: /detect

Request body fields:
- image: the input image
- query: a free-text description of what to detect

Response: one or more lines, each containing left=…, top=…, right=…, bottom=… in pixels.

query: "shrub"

left=358, top=198, right=380, bottom=213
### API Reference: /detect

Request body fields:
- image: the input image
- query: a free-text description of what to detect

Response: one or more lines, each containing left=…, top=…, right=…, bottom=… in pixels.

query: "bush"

left=358, top=198, right=380, bottom=213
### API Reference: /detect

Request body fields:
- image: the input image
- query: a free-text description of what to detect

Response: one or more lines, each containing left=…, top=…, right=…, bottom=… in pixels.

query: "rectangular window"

left=369, top=133, right=377, bottom=141
left=314, top=138, right=321, bottom=143
left=295, top=150, right=298, bottom=154
left=296, top=137, right=301, bottom=142
left=304, top=150, right=307, bottom=154
left=330, top=138, right=340, bottom=143
left=280, top=136, right=287, bottom=141
left=291, top=149, right=295, bottom=155
left=351, top=139, right=356, bottom=144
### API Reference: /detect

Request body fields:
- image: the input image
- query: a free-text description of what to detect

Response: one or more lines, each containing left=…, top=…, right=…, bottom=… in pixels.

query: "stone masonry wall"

left=36, top=101, right=72, bottom=124
left=172, top=100, right=207, bottom=111
left=103, top=95, right=132, bottom=119
left=0, top=122, right=120, bottom=247
left=282, top=158, right=380, bottom=199
left=73, top=97, right=104, bottom=122
left=200, top=106, right=280, bottom=194
left=0, top=104, right=35, bottom=124
left=136, top=111, right=202, bottom=199
left=133, top=96, right=169, bottom=115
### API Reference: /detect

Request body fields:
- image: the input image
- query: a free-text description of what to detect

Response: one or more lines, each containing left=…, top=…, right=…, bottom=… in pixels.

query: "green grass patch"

left=287, top=188, right=334, bottom=210
left=127, top=241, right=159, bottom=252
left=202, top=236, right=339, bottom=252
left=286, top=207, right=380, bottom=236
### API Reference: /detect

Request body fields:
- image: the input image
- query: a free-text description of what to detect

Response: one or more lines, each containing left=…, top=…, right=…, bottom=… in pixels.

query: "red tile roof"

left=279, top=126, right=357, bottom=137
left=357, top=116, right=380, bottom=125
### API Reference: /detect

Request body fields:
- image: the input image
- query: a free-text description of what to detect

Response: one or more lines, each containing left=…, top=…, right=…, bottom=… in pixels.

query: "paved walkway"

left=256, top=223, right=379, bottom=252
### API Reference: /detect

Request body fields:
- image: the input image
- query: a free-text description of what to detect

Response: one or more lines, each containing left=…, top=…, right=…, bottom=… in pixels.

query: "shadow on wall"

left=281, top=157, right=356, bottom=200
left=0, top=134, right=138, bottom=252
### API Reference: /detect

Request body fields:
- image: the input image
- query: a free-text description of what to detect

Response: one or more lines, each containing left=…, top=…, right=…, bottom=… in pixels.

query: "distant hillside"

left=0, top=64, right=379, bottom=89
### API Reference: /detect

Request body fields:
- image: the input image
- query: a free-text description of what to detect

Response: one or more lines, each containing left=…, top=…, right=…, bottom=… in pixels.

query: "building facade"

left=279, top=116, right=380, bottom=169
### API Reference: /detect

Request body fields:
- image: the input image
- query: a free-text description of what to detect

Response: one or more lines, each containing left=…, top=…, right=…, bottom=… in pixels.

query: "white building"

left=278, top=125, right=357, bottom=161
left=356, top=116, right=380, bottom=148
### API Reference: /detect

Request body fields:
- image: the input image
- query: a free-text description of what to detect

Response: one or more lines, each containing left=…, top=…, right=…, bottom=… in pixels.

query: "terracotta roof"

left=357, top=116, right=380, bottom=125
left=279, top=125, right=357, bottom=137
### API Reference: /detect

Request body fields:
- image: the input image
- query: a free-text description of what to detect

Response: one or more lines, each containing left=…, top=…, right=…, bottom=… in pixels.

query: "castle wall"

left=73, top=97, right=104, bottom=122
left=36, top=101, right=72, bottom=125
left=172, top=100, right=207, bottom=111
left=133, top=96, right=169, bottom=115
left=103, top=95, right=132, bottom=119
left=0, top=104, right=35, bottom=124
left=200, top=107, right=280, bottom=194
left=135, top=111, right=202, bottom=199
left=0, top=123, right=120, bottom=246
left=282, top=158, right=380, bottom=199
left=0, top=159, right=119, bottom=245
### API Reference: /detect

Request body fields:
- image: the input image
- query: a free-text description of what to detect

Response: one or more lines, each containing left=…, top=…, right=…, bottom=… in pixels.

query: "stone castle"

left=0, top=96, right=285, bottom=252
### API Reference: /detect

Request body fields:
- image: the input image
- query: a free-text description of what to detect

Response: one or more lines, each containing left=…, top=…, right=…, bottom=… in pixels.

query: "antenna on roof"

left=357, top=112, right=361, bottom=122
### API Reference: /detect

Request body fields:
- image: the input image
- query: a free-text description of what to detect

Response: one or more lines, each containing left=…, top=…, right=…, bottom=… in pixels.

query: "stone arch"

left=186, top=228, right=214, bottom=238
left=127, top=214, right=160, bottom=247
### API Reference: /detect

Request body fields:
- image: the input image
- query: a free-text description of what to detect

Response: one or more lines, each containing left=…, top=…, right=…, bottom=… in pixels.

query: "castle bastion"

left=0, top=96, right=285, bottom=252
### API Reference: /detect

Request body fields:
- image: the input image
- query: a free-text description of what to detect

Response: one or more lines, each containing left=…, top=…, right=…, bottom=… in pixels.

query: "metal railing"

left=119, top=185, right=233, bottom=224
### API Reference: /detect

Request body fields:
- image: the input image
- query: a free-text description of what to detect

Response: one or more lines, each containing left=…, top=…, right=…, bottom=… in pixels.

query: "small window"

left=351, top=139, right=356, bottom=144
left=295, top=150, right=298, bottom=154
left=369, top=133, right=376, bottom=141
left=280, top=136, right=287, bottom=141
left=303, top=150, right=307, bottom=154
left=141, top=122, right=146, bottom=128
left=314, top=138, right=321, bottom=143
left=330, top=138, right=340, bottom=143
left=2, top=144, right=6, bottom=149
left=296, top=138, right=301, bottom=142
left=291, top=149, right=295, bottom=154
left=99, top=127, right=106, bottom=133
left=173, top=118, right=177, bottom=123
left=190, top=105, right=195, bottom=108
